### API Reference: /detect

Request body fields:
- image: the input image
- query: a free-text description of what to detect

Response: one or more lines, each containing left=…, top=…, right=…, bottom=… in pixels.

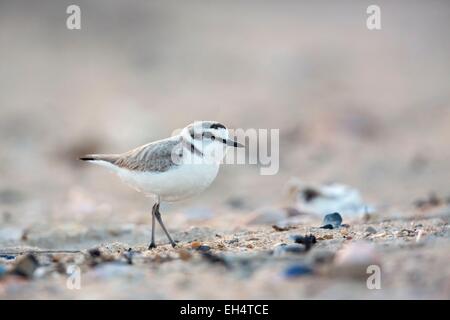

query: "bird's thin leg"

left=148, top=203, right=157, bottom=249
left=154, top=202, right=176, bottom=248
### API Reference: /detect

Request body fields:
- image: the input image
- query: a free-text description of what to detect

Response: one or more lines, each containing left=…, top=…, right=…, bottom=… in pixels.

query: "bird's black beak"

left=222, top=138, right=244, bottom=148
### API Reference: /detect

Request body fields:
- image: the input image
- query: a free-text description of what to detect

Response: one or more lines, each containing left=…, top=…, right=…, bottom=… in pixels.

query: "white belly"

left=115, top=162, right=220, bottom=202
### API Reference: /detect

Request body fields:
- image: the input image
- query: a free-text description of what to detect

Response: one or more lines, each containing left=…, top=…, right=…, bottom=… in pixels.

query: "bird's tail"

left=79, top=154, right=119, bottom=164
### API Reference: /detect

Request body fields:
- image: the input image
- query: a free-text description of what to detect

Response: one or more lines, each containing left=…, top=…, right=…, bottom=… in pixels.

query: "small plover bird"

left=80, top=121, right=244, bottom=249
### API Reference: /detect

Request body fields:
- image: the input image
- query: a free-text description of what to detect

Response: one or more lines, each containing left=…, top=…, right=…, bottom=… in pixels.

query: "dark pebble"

left=290, top=234, right=317, bottom=251
left=322, top=212, right=343, bottom=228
left=0, top=254, right=16, bottom=260
left=365, top=226, right=377, bottom=234
left=88, top=248, right=101, bottom=257
left=320, top=224, right=334, bottom=230
left=196, top=245, right=211, bottom=252
left=283, top=264, right=313, bottom=278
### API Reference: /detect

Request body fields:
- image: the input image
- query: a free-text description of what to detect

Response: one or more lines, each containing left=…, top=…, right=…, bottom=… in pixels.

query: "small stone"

left=0, top=254, right=15, bottom=260
left=197, top=245, right=210, bottom=252
left=87, top=247, right=115, bottom=266
left=283, top=264, right=313, bottom=278
left=365, top=226, right=377, bottom=234
left=322, top=212, right=342, bottom=229
left=320, top=224, right=334, bottom=230
left=190, top=241, right=202, bottom=249
left=246, top=244, right=254, bottom=249
left=289, top=234, right=317, bottom=251
left=13, top=254, right=39, bottom=278
left=88, top=248, right=101, bottom=257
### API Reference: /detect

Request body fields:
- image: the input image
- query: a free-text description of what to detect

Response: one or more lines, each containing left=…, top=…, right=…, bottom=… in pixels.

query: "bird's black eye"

left=210, top=123, right=226, bottom=130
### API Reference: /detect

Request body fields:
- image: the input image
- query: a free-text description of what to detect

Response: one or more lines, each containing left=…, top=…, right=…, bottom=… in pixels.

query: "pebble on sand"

left=196, top=245, right=211, bottom=252
left=0, top=254, right=16, bottom=260
left=365, top=226, right=377, bottom=234
left=190, top=241, right=202, bottom=249
left=290, top=234, right=317, bottom=251
left=283, top=264, right=313, bottom=278
left=321, top=212, right=343, bottom=229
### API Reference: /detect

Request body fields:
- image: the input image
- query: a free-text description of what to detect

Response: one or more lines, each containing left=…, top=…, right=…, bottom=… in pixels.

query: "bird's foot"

left=148, top=242, right=157, bottom=250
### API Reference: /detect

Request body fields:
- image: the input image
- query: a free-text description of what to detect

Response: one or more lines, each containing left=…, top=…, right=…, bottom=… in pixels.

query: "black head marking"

left=189, top=127, right=195, bottom=139
left=210, top=123, right=226, bottom=130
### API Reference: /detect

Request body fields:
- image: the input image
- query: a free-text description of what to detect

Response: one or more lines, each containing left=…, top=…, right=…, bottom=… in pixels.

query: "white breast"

left=114, top=161, right=220, bottom=202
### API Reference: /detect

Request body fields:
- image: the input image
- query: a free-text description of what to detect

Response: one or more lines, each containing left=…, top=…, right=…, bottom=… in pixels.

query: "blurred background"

left=1, top=0, right=450, bottom=246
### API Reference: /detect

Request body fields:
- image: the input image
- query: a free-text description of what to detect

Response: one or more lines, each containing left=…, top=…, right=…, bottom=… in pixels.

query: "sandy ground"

left=1, top=1, right=450, bottom=299
left=1, top=197, right=450, bottom=299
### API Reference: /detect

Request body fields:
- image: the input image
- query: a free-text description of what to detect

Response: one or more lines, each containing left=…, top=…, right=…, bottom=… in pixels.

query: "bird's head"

left=180, top=121, right=244, bottom=163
